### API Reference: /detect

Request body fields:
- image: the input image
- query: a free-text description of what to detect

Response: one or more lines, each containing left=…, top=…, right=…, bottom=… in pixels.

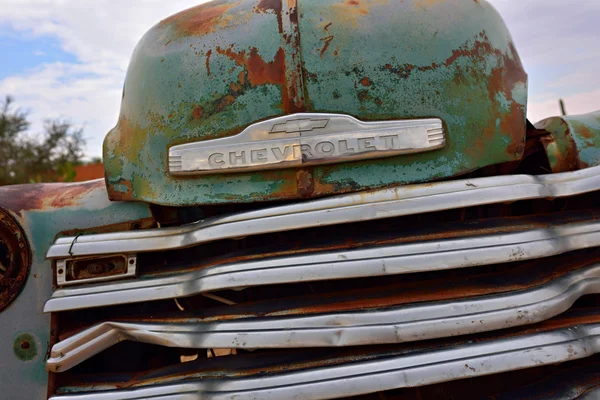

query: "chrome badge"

left=169, top=113, right=445, bottom=175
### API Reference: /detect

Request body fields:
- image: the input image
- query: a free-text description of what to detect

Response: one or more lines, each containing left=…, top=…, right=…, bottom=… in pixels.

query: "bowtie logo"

left=270, top=118, right=330, bottom=134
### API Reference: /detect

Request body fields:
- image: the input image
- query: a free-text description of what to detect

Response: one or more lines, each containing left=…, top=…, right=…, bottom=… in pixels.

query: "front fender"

left=0, top=180, right=154, bottom=399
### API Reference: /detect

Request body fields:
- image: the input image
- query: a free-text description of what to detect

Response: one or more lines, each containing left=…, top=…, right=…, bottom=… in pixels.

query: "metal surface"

left=169, top=114, right=445, bottom=175
left=536, top=111, right=600, bottom=173
left=0, top=180, right=155, bottom=400
left=46, top=260, right=600, bottom=372
left=0, top=207, right=31, bottom=312
left=49, top=319, right=600, bottom=400
left=103, top=0, right=527, bottom=206
left=56, top=255, right=136, bottom=286
left=48, top=164, right=600, bottom=260
left=44, top=214, right=600, bottom=312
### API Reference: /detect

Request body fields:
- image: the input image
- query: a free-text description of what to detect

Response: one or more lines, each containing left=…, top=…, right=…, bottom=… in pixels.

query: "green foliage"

left=58, top=161, right=77, bottom=182
left=0, top=96, right=86, bottom=185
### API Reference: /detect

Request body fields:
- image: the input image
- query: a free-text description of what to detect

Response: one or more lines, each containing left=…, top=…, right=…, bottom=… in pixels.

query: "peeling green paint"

left=103, top=0, right=528, bottom=205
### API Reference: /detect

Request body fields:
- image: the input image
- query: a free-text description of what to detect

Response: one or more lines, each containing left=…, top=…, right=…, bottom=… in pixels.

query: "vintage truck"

left=2, top=0, right=600, bottom=398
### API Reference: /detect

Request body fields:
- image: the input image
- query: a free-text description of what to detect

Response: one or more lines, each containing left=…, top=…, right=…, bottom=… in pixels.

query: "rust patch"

left=255, top=0, right=282, bottom=13
left=254, top=0, right=284, bottom=33
left=107, top=180, right=133, bottom=202
left=0, top=180, right=105, bottom=216
left=575, top=124, right=595, bottom=141
left=0, top=208, right=30, bottom=312
left=382, top=32, right=527, bottom=161
left=357, top=90, right=371, bottom=102
left=319, top=35, right=335, bottom=58
left=296, top=169, right=315, bottom=197
left=216, top=46, right=285, bottom=87
left=205, top=49, right=212, bottom=76
left=360, top=76, right=372, bottom=87
left=281, top=0, right=307, bottom=113
left=537, top=117, right=579, bottom=172
left=57, top=217, right=155, bottom=238
left=384, top=33, right=523, bottom=82
left=160, top=1, right=238, bottom=37
left=192, top=105, right=204, bottom=120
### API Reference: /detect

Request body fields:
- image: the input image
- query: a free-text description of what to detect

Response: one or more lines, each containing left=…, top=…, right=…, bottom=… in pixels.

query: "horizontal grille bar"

left=47, top=259, right=600, bottom=373
left=44, top=214, right=600, bottom=312
left=46, top=165, right=600, bottom=259
left=48, top=312, right=600, bottom=400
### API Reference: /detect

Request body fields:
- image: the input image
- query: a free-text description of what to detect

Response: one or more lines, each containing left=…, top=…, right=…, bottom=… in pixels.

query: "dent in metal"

left=48, top=319, right=600, bottom=400
left=46, top=261, right=600, bottom=372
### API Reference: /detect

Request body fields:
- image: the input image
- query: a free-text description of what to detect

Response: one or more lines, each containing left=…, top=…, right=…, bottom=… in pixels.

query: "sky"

left=0, top=0, right=599, bottom=159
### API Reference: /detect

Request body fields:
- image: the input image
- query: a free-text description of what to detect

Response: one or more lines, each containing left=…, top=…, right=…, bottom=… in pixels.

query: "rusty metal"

left=46, top=250, right=600, bottom=372
left=44, top=210, right=600, bottom=312
left=47, top=164, right=600, bottom=260
left=12, top=333, right=38, bottom=362
left=0, top=179, right=106, bottom=216
left=102, top=0, right=528, bottom=206
left=56, top=254, right=136, bottom=286
left=0, top=207, right=31, bottom=312
left=536, top=111, right=600, bottom=172
left=0, top=180, right=155, bottom=400
left=48, top=309, right=600, bottom=399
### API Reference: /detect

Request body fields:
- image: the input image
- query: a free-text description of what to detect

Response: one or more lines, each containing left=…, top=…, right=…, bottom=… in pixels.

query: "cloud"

left=490, top=0, right=600, bottom=120
left=0, top=0, right=205, bottom=158
left=0, top=0, right=599, bottom=158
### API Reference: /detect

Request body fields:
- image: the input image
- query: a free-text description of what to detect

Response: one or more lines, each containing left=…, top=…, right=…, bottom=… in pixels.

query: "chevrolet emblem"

left=169, top=113, right=445, bottom=175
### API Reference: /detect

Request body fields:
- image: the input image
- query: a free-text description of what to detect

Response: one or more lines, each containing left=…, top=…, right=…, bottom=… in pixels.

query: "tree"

left=0, top=96, right=86, bottom=185
left=0, top=96, right=29, bottom=185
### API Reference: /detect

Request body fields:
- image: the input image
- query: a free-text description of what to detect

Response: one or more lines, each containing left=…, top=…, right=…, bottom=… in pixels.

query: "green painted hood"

left=103, top=0, right=527, bottom=206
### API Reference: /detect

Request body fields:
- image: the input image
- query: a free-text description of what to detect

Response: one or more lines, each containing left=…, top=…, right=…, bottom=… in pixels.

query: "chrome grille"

left=46, top=166, right=600, bottom=399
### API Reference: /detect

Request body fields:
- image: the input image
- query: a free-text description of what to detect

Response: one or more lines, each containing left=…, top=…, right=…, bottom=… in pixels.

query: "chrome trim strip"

left=168, top=113, right=445, bottom=175
left=44, top=219, right=600, bottom=312
left=46, top=263, right=600, bottom=373
left=49, top=324, right=600, bottom=400
left=46, top=164, right=600, bottom=259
